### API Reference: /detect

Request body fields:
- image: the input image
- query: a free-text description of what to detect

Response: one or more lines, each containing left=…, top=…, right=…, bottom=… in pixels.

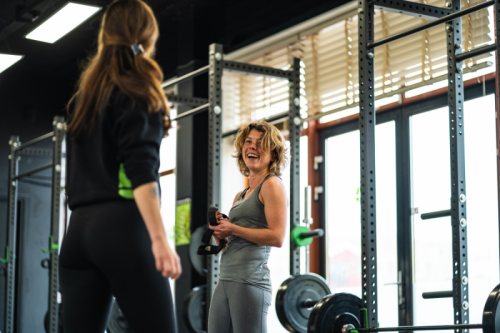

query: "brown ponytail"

left=67, top=0, right=170, bottom=138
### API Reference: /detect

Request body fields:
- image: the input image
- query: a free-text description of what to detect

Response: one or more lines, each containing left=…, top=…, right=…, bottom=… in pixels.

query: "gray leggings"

left=208, top=280, right=272, bottom=333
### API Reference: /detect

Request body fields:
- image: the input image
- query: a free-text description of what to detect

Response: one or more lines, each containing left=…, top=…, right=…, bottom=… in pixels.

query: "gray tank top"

left=218, top=174, right=277, bottom=292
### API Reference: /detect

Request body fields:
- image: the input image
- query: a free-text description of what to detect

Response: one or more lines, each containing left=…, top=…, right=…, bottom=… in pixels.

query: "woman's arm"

left=134, top=182, right=182, bottom=279
left=211, top=177, right=288, bottom=247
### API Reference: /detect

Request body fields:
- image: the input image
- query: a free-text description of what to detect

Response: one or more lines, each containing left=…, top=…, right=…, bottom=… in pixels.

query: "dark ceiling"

left=0, top=0, right=346, bottom=120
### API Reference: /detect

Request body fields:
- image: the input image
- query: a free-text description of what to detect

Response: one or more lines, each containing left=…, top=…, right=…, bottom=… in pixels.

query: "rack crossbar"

left=223, top=60, right=293, bottom=79
left=455, top=43, right=497, bottom=63
left=221, top=111, right=289, bottom=138
left=161, top=65, right=209, bottom=89
left=15, top=162, right=53, bottom=180
left=372, top=0, right=452, bottom=20
left=13, top=132, right=54, bottom=152
left=172, top=103, right=210, bottom=122
left=368, top=0, right=493, bottom=49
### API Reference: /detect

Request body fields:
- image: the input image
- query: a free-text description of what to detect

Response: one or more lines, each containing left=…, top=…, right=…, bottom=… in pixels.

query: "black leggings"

left=59, top=200, right=177, bottom=333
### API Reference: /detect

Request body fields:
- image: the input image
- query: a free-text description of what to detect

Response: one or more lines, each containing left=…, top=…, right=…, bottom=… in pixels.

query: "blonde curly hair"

left=233, top=122, right=289, bottom=177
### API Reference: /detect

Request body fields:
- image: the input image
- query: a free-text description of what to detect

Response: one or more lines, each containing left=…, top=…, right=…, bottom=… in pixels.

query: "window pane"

left=411, top=94, right=499, bottom=326
left=324, top=121, right=398, bottom=326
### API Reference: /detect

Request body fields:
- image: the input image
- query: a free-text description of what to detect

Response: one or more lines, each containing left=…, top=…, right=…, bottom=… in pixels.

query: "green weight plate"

left=44, top=303, right=63, bottom=333
left=189, top=226, right=208, bottom=276
left=482, top=283, right=500, bottom=333
left=308, top=292, right=361, bottom=333
left=292, top=226, right=313, bottom=247
left=183, top=285, right=206, bottom=333
left=276, top=273, right=331, bottom=333
left=107, top=299, right=134, bottom=333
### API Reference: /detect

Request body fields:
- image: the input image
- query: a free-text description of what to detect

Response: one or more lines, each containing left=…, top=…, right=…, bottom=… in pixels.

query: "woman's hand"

left=209, top=210, right=236, bottom=239
left=151, top=237, right=182, bottom=279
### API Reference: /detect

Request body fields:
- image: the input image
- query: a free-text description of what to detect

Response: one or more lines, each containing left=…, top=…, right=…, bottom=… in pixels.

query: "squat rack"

left=357, top=0, right=499, bottom=328
left=163, top=43, right=303, bottom=320
left=3, top=116, right=66, bottom=333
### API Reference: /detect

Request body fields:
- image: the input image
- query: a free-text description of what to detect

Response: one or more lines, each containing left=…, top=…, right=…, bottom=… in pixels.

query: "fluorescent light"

left=26, top=2, right=100, bottom=43
left=0, top=54, right=23, bottom=74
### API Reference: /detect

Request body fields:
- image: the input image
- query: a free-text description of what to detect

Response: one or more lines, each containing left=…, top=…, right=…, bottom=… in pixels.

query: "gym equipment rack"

left=3, top=116, right=66, bottom=333
left=357, top=0, right=499, bottom=329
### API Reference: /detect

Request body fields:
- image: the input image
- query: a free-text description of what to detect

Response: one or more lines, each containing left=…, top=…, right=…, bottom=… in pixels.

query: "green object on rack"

left=41, top=235, right=59, bottom=254
left=292, top=226, right=313, bottom=247
left=0, top=246, right=9, bottom=263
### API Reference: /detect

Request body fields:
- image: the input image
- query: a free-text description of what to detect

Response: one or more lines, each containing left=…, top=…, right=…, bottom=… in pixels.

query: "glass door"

left=409, top=94, right=499, bottom=326
left=319, top=113, right=399, bottom=327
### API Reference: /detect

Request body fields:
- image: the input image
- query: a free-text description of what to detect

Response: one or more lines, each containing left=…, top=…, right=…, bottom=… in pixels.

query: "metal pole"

left=289, top=57, right=302, bottom=276
left=47, top=117, right=65, bottom=333
left=14, top=162, right=53, bottom=180
left=303, top=186, right=313, bottom=273
left=172, top=103, right=210, bottom=122
left=162, top=65, right=210, bottom=89
left=445, top=1, right=470, bottom=331
left=354, top=324, right=483, bottom=332
left=13, top=132, right=54, bottom=152
left=368, top=0, right=493, bottom=49
left=455, top=43, right=496, bottom=63
left=358, top=0, right=378, bottom=327
left=4, top=136, right=19, bottom=333
left=206, top=43, right=223, bottom=321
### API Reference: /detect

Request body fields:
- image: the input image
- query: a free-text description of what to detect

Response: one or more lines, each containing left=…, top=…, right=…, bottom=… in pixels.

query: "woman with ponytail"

left=60, top=1, right=180, bottom=331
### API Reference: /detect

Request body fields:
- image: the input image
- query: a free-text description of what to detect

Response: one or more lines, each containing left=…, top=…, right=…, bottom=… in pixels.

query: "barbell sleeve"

left=422, top=290, right=453, bottom=299
left=299, top=229, right=325, bottom=239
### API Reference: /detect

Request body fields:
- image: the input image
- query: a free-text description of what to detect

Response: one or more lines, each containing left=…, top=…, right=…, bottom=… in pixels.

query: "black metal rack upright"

left=358, top=0, right=497, bottom=328
left=3, top=116, right=65, bottom=333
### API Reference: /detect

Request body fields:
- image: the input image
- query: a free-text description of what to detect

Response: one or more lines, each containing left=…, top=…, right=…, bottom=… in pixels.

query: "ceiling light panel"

left=0, top=54, right=23, bottom=74
left=26, top=2, right=101, bottom=44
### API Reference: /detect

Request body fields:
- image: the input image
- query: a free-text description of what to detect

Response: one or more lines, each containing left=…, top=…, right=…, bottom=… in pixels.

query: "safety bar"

left=299, top=229, right=325, bottom=239
left=222, top=111, right=289, bottom=138
left=15, top=162, right=53, bottom=180
left=368, top=0, right=493, bottom=49
left=422, top=290, right=453, bottom=299
left=172, top=103, right=210, bottom=122
left=456, top=43, right=497, bottom=63
left=161, top=65, right=210, bottom=89
left=13, top=132, right=54, bottom=152
left=420, top=209, right=451, bottom=220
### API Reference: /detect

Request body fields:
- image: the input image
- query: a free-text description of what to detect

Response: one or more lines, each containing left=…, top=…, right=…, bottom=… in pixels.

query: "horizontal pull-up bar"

left=222, top=111, right=290, bottom=138
left=161, top=65, right=210, bottom=90
left=368, top=0, right=493, bottom=49
left=15, top=162, right=53, bottom=180
left=172, top=103, right=210, bottom=122
left=456, top=43, right=497, bottom=63
left=13, top=132, right=54, bottom=152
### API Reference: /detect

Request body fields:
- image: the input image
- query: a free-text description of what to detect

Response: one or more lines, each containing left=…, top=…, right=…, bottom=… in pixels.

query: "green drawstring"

left=42, top=236, right=59, bottom=254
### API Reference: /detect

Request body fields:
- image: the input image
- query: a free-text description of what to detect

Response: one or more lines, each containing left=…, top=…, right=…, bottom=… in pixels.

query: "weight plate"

left=44, top=303, right=63, bottom=333
left=190, top=226, right=208, bottom=276
left=483, top=283, right=500, bottom=333
left=292, top=226, right=313, bottom=247
left=183, top=285, right=207, bottom=333
left=107, top=299, right=134, bottom=333
left=276, top=273, right=331, bottom=333
left=308, top=293, right=361, bottom=333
